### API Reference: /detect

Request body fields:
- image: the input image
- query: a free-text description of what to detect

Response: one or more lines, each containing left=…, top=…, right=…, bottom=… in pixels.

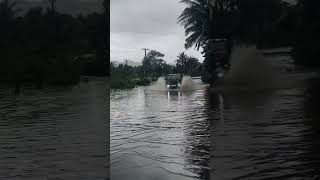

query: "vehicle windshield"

left=166, top=74, right=180, bottom=80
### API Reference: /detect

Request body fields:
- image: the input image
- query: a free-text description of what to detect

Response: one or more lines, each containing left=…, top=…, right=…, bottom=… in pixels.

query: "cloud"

left=110, top=0, right=204, bottom=63
left=111, top=0, right=183, bottom=35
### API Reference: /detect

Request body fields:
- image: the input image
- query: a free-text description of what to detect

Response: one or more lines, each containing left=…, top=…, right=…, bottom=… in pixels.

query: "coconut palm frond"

left=178, top=0, right=210, bottom=50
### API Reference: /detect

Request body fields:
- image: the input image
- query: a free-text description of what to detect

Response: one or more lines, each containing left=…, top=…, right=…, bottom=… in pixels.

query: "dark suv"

left=165, top=74, right=182, bottom=89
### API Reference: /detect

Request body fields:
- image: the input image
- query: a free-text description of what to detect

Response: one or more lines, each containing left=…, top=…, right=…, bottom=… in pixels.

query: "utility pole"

left=142, top=48, right=150, bottom=60
left=124, top=59, right=128, bottom=76
left=141, top=48, right=150, bottom=77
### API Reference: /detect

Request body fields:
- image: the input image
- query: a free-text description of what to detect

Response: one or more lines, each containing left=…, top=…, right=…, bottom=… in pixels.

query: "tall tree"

left=178, top=0, right=210, bottom=50
left=176, top=52, right=189, bottom=74
left=142, top=50, right=165, bottom=78
left=176, top=52, right=201, bottom=75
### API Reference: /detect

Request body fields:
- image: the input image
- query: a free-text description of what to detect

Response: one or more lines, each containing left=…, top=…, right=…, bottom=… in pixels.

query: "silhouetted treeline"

left=0, top=0, right=109, bottom=87
left=176, top=52, right=202, bottom=77
left=188, top=0, right=320, bottom=84
left=207, top=0, right=297, bottom=48
left=208, top=0, right=320, bottom=66
left=178, top=0, right=298, bottom=84
left=292, top=0, right=320, bottom=66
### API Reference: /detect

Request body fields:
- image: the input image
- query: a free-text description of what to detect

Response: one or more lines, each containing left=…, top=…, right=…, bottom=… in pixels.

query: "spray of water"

left=149, top=76, right=200, bottom=91
left=215, top=45, right=298, bottom=92
left=149, top=77, right=167, bottom=90
left=180, top=76, right=196, bottom=90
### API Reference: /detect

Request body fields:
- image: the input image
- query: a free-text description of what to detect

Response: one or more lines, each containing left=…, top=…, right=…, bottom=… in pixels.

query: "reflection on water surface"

left=111, top=80, right=210, bottom=180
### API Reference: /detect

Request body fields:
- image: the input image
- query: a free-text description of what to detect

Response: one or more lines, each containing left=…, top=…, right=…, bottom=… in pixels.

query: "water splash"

left=149, top=77, right=167, bottom=90
left=214, top=46, right=307, bottom=92
left=149, top=76, right=200, bottom=91
left=180, top=76, right=196, bottom=90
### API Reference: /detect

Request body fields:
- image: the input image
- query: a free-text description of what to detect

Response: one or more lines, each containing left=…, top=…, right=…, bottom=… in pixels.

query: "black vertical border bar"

left=105, top=0, right=110, bottom=179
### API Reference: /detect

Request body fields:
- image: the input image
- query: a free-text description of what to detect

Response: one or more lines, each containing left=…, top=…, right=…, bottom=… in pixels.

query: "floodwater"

left=111, top=78, right=210, bottom=180
left=0, top=77, right=108, bottom=180
left=111, top=47, right=320, bottom=180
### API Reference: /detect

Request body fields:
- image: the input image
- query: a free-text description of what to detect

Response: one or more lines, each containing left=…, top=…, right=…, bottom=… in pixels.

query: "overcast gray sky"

left=110, top=0, right=204, bottom=64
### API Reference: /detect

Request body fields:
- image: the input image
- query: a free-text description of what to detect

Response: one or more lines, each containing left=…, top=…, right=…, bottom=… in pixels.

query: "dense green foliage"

left=111, top=50, right=174, bottom=89
left=142, top=50, right=171, bottom=78
left=176, top=52, right=202, bottom=76
left=0, top=0, right=108, bottom=87
left=110, top=63, right=154, bottom=89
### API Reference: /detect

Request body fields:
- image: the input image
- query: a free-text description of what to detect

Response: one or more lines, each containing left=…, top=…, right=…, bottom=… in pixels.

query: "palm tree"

left=176, top=52, right=189, bottom=74
left=178, top=0, right=210, bottom=50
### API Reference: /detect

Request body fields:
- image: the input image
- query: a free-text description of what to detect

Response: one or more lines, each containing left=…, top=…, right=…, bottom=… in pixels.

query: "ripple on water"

left=111, top=51, right=320, bottom=180
left=0, top=77, right=107, bottom=180
left=111, top=80, right=210, bottom=180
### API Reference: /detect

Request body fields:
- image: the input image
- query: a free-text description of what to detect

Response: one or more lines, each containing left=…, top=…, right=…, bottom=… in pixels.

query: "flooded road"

left=110, top=80, right=210, bottom=180
left=210, top=80, right=320, bottom=179
left=0, top=77, right=107, bottom=180
left=111, top=50, right=320, bottom=180
left=210, top=49, right=320, bottom=179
